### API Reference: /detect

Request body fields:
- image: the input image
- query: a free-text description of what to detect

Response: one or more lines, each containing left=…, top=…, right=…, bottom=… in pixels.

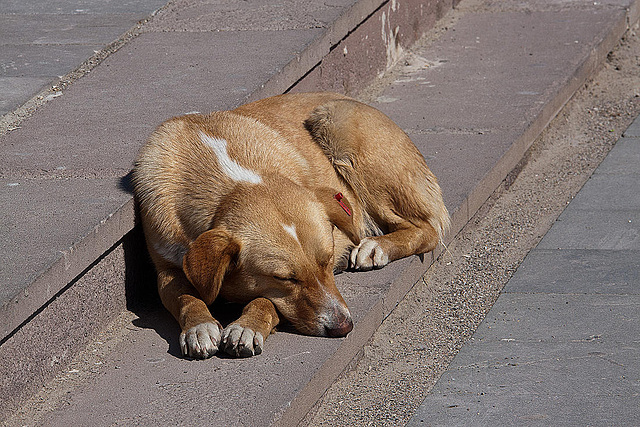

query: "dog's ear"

left=315, top=187, right=361, bottom=246
left=183, top=229, right=240, bottom=305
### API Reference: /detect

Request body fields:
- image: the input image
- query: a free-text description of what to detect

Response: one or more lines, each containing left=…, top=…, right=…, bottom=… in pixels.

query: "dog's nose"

left=325, top=315, right=353, bottom=337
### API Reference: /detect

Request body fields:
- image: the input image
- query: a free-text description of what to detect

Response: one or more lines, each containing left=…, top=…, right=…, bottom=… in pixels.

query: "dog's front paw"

left=350, top=238, right=389, bottom=271
left=221, top=324, right=264, bottom=358
left=179, top=322, right=222, bottom=359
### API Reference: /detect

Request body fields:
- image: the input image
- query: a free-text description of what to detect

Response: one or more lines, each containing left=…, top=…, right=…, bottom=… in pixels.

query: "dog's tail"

left=304, top=101, right=369, bottom=208
left=305, top=99, right=450, bottom=244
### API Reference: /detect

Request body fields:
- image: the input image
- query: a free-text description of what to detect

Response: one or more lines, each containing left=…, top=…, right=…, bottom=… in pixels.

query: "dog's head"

left=182, top=179, right=360, bottom=337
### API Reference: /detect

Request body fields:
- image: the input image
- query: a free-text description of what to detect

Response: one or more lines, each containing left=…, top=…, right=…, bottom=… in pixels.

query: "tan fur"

left=132, top=92, right=449, bottom=359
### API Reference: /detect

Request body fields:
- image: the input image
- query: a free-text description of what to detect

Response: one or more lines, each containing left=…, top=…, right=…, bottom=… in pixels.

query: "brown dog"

left=132, top=92, right=449, bottom=359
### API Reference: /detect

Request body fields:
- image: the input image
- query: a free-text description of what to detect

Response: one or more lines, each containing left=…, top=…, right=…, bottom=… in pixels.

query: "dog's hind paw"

left=221, top=324, right=264, bottom=358
left=350, top=238, right=389, bottom=271
left=179, top=322, right=222, bottom=359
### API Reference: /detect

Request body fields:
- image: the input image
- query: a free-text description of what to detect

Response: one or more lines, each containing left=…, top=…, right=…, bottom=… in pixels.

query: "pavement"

left=1, top=0, right=639, bottom=425
left=0, top=0, right=169, bottom=117
left=409, top=114, right=640, bottom=426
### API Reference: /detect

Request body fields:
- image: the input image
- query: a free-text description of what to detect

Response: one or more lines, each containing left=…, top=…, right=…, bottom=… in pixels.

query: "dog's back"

left=233, top=92, right=449, bottom=243
left=133, top=110, right=324, bottom=262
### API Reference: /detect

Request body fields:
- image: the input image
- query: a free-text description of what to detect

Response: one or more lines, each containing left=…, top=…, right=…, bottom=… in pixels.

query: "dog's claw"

left=221, top=324, right=264, bottom=358
left=179, top=322, right=222, bottom=359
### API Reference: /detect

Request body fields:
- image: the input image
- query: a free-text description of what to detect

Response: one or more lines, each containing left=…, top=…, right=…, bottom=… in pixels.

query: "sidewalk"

left=1, top=0, right=639, bottom=425
left=409, top=116, right=640, bottom=425
left=0, top=0, right=168, bottom=117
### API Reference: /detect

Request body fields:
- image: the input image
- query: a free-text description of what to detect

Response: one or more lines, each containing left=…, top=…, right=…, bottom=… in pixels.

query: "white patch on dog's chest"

left=199, top=132, right=262, bottom=184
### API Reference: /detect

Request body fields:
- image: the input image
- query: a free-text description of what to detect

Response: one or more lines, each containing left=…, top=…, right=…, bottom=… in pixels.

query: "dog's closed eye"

left=273, top=275, right=299, bottom=284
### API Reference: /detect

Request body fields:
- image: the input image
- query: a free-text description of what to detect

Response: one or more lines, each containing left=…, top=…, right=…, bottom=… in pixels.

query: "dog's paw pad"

left=221, top=324, right=264, bottom=358
left=179, top=322, right=221, bottom=359
left=350, top=238, right=389, bottom=271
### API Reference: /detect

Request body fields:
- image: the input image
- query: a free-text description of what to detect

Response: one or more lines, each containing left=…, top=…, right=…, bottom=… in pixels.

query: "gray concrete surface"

left=409, top=114, right=640, bottom=426
left=0, top=0, right=169, bottom=116
left=371, top=7, right=629, bottom=212
left=1, top=0, right=640, bottom=425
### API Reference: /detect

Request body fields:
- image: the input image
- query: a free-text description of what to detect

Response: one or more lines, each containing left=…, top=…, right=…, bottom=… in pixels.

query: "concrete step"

left=0, top=0, right=169, bottom=117
left=2, top=0, right=639, bottom=424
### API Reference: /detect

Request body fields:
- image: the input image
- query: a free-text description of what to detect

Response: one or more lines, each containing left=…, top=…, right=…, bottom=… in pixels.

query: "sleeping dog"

left=133, top=92, right=449, bottom=358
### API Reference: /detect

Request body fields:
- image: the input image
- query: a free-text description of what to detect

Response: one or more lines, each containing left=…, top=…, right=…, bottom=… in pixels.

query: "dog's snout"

left=325, top=317, right=353, bottom=337
left=324, top=306, right=353, bottom=337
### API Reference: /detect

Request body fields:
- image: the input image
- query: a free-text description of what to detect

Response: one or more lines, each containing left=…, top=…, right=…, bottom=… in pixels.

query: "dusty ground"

left=305, top=11, right=640, bottom=427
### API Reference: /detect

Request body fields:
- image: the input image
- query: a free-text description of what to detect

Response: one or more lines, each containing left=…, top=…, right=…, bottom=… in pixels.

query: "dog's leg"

left=306, top=99, right=450, bottom=271
left=350, top=220, right=440, bottom=271
left=157, top=267, right=223, bottom=359
left=221, top=297, right=280, bottom=357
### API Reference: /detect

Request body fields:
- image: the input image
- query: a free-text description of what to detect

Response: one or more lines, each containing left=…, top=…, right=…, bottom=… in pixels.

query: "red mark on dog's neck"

left=334, top=193, right=352, bottom=216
